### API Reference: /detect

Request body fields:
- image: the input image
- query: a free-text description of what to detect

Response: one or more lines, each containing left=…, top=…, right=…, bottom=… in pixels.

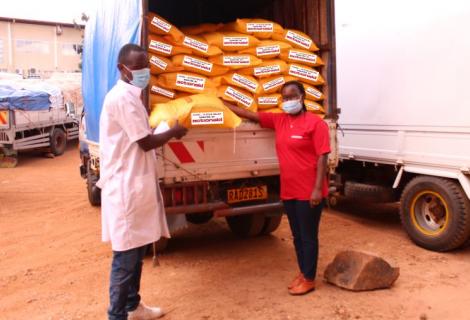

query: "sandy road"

left=1, top=145, right=470, bottom=320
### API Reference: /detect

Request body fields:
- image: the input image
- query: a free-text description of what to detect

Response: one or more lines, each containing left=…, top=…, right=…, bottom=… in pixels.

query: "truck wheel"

left=87, top=160, right=101, bottom=207
left=186, top=212, right=213, bottom=224
left=400, top=176, right=470, bottom=252
left=261, top=214, right=283, bottom=234
left=226, top=214, right=266, bottom=237
left=344, top=181, right=396, bottom=203
left=50, top=128, right=67, bottom=156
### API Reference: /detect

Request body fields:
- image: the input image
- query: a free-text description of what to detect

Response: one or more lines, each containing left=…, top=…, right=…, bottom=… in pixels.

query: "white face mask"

left=281, top=99, right=303, bottom=114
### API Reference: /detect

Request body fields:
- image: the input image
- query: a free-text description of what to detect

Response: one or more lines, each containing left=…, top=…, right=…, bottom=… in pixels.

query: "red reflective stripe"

left=168, top=142, right=195, bottom=163
left=197, top=140, right=204, bottom=152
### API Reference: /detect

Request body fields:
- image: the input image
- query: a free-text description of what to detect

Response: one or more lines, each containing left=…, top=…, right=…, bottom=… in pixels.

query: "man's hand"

left=310, top=188, right=322, bottom=208
left=170, top=121, right=188, bottom=140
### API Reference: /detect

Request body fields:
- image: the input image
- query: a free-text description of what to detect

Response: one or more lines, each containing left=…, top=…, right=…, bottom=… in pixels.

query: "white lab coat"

left=97, top=80, right=170, bottom=251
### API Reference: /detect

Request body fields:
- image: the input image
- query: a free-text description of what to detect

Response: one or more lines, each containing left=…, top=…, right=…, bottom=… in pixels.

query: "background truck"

left=333, top=0, right=470, bottom=252
left=79, top=0, right=338, bottom=241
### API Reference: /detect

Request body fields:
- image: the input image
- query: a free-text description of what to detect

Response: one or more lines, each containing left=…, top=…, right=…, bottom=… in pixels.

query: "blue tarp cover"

left=82, top=0, right=142, bottom=142
left=0, top=85, right=51, bottom=111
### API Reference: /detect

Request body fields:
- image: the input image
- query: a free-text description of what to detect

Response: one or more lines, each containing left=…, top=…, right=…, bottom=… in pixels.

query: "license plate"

left=227, top=185, right=268, bottom=204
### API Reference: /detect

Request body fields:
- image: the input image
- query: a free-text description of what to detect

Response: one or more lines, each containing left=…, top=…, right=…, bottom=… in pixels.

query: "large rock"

left=324, top=250, right=399, bottom=291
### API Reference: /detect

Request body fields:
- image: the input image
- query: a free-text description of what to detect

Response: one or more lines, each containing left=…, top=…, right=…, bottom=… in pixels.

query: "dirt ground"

left=2, top=144, right=470, bottom=320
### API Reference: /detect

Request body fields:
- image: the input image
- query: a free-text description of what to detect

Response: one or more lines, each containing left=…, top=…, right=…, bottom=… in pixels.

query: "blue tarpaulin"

left=82, top=0, right=142, bottom=142
left=0, top=85, right=51, bottom=111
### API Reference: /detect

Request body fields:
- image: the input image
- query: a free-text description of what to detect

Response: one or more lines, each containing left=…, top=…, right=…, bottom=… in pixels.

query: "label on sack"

left=149, top=40, right=172, bottom=55
left=225, top=86, right=253, bottom=108
left=223, top=56, right=251, bottom=66
left=183, top=36, right=209, bottom=53
left=232, top=74, right=258, bottom=92
left=262, top=77, right=285, bottom=91
left=191, top=112, right=224, bottom=125
left=306, top=102, right=321, bottom=110
left=223, top=36, right=249, bottom=47
left=183, top=56, right=213, bottom=72
left=288, top=50, right=317, bottom=64
left=151, top=17, right=172, bottom=33
left=289, top=65, right=319, bottom=82
left=258, top=96, right=279, bottom=105
left=247, top=23, right=274, bottom=32
left=254, top=64, right=281, bottom=76
left=151, top=85, right=175, bottom=98
left=306, top=87, right=322, bottom=99
left=176, top=74, right=206, bottom=90
left=150, top=56, right=168, bottom=70
left=256, top=45, right=281, bottom=57
left=285, top=30, right=312, bottom=49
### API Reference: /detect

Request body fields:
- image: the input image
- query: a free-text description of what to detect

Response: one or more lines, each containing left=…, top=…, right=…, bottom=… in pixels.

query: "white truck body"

left=335, top=0, right=470, bottom=197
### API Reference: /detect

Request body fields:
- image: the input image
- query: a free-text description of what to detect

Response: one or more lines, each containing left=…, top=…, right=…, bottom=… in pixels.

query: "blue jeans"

left=108, top=245, right=148, bottom=320
left=283, top=200, right=325, bottom=280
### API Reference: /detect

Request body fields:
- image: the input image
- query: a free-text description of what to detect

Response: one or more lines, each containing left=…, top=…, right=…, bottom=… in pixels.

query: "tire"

left=400, top=176, right=470, bottom=252
left=226, top=214, right=266, bottom=237
left=50, top=128, right=67, bottom=156
left=186, top=212, right=213, bottom=224
left=344, top=181, right=396, bottom=203
left=261, top=214, right=283, bottom=234
left=87, top=160, right=101, bottom=207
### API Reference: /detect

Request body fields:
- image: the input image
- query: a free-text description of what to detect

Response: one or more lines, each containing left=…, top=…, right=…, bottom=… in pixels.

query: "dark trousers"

left=284, top=199, right=324, bottom=280
left=108, top=245, right=147, bottom=320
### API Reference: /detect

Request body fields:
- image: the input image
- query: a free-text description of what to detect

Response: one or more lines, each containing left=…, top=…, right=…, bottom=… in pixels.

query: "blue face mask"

left=124, top=66, right=150, bottom=89
left=281, top=99, right=303, bottom=114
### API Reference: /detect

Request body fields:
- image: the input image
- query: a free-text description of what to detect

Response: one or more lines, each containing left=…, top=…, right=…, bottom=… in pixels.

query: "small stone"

left=324, top=250, right=399, bottom=291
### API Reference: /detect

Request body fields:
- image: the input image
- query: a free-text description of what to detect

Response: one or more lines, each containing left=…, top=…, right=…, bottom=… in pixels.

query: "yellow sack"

left=238, top=59, right=288, bottom=78
left=256, top=93, right=282, bottom=109
left=262, top=108, right=284, bottom=113
left=148, top=34, right=192, bottom=56
left=223, top=18, right=284, bottom=39
left=149, top=79, right=177, bottom=99
left=149, top=54, right=183, bottom=75
left=218, top=72, right=261, bottom=95
left=171, top=54, right=229, bottom=76
left=239, top=40, right=292, bottom=59
left=208, top=54, right=262, bottom=70
left=150, top=93, right=172, bottom=106
left=272, top=29, right=319, bottom=52
left=217, top=85, right=257, bottom=112
left=154, top=72, right=217, bottom=94
left=202, top=32, right=261, bottom=51
left=305, top=100, right=326, bottom=114
left=148, top=13, right=184, bottom=42
left=286, top=64, right=325, bottom=85
left=260, top=75, right=297, bottom=94
left=279, top=48, right=324, bottom=67
left=303, top=83, right=325, bottom=101
left=164, top=34, right=222, bottom=57
left=149, top=94, right=242, bottom=129
left=181, top=23, right=224, bottom=35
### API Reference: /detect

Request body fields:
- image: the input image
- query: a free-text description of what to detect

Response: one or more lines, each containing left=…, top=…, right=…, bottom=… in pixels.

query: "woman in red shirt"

left=226, top=81, right=330, bottom=295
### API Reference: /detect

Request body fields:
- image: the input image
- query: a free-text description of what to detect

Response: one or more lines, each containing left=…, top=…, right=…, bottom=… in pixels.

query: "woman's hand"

left=310, top=188, right=322, bottom=208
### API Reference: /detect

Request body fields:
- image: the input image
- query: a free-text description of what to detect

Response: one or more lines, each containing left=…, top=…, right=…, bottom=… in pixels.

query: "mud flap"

left=0, top=147, right=18, bottom=168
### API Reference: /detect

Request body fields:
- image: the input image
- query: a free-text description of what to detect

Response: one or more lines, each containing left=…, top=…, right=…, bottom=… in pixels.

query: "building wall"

left=0, top=20, right=82, bottom=75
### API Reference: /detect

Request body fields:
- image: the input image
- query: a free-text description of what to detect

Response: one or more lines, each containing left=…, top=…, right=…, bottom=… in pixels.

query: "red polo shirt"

left=259, top=112, right=331, bottom=200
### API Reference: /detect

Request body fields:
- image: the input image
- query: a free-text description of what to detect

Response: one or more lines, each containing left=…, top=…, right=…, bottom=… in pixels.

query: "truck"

left=0, top=84, right=80, bottom=167
left=79, top=0, right=338, bottom=243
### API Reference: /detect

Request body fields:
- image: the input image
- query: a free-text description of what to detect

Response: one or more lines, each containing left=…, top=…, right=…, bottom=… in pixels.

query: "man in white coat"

left=97, top=43, right=188, bottom=320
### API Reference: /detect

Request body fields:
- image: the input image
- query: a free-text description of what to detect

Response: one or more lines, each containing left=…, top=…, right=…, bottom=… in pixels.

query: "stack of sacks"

left=147, top=13, right=326, bottom=129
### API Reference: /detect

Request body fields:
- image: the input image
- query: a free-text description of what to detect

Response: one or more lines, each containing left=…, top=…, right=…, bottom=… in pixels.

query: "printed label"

left=182, top=56, right=213, bottom=72
left=288, top=65, right=319, bottom=82
left=225, top=86, right=253, bottom=108
left=223, top=36, right=249, bottom=47
left=150, top=56, right=168, bottom=70
left=285, top=30, right=312, bottom=49
left=232, top=73, right=258, bottom=92
left=262, top=77, right=285, bottom=91
left=176, top=74, right=206, bottom=91
left=149, top=40, right=172, bottom=55
left=254, top=64, right=281, bottom=76
left=246, top=23, right=274, bottom=32
left=258, top=96, right=279, bottom=105
left=305, top=102, right=321, bottom=110
left=183, top=36, right=209, bottom=53
left=151, top=85, right=175, bottom=98
left=306, top=86, right=322, bottom=99
left=151, top=17, right=172, bottom=33
left=223, top=56, right=251, bottom=66
left=191, top=112, right=224, bottom=125
left=288, top=50, right=317, bottom=64
left=256, top=45, right=281, bottom=57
